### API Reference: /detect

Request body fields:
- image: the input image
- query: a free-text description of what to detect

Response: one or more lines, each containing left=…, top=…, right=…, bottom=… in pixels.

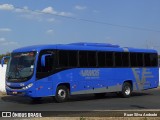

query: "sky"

left=0, top=0, right=160, bottom=54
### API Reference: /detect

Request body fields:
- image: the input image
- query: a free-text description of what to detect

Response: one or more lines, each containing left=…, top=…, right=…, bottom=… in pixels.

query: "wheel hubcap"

left=125, top=86, right=130, bottom=95
left=58, top=89, right=66, bottom=99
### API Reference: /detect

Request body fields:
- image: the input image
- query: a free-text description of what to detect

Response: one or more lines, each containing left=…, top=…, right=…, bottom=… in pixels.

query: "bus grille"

left=7, top=86, right=23, bottom=90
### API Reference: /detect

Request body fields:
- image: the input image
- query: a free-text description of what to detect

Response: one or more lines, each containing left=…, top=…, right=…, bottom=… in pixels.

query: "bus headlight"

left=22, top=83, right=33, bottom=90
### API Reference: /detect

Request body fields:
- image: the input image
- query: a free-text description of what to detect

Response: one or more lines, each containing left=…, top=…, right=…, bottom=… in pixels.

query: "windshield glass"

left=6, top=51, right=36, bottom=81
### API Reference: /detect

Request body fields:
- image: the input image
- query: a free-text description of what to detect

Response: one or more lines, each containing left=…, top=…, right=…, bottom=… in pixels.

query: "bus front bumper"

left=6, top=87, right=36, bottom=97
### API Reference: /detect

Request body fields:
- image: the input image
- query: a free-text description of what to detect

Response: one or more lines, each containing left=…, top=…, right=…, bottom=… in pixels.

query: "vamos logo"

left=80, top=69, right=100, bottom=77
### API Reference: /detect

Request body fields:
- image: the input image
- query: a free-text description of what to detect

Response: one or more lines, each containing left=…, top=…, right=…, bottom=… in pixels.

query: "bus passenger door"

left=35, top=77, right=53, bottom=97
left=35, top=50, right=55, bottom=97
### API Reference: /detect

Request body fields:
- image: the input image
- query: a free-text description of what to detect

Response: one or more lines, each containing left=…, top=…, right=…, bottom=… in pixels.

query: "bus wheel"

left=121, top=82, right=132, bottom=98
left=94, top=93, right=106, bottom=98
left=55, top=86, right=69, bottom=103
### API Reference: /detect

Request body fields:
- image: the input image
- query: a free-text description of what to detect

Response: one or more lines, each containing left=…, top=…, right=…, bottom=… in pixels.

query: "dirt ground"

left=0, top=91, right=6, bottom=96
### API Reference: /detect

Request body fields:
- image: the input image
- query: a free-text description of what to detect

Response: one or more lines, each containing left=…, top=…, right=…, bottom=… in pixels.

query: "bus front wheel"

left=121, top=82, right=132, bottom=98
left=55, top=85, right=69, bottom=103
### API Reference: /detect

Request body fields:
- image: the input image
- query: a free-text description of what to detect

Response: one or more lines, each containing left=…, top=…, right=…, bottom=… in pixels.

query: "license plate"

left=12, top=92, right=17, bottom=94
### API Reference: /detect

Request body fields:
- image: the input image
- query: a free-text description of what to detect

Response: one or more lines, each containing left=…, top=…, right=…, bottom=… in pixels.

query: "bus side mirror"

left=41, top=54, right=52, bottom=67
left=1, top=56, right=10, bottom=67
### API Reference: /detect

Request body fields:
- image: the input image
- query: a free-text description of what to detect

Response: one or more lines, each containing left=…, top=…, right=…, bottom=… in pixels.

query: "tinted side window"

left=58, top=50, right=68, bottom=67
left=144, top=53, right=150, bottom=66
left=137, top=53, right=143, bottom=67
left=150, top=53, right=158, bottom=67
left=37, top=50, right=55, bottom=73
left=97, top=52, right=106, bottom=67
left=130, top=53, right=137, bottom=67
left=79, top=51, right=88, bottom=67
left=68, top=51, right=78, bottom=67
left=122, top=52, right=129, bottom=67
left=36, top=50, right=55, bottom=79
left=144, top=53, right=158, bottom=67
left=45, top=55, right=54, bottom=71
left=106, top=52, right=113, bottom=67
left=115, top=52, right=122, bottom=67
left=88, top=51, right=97, bottom=67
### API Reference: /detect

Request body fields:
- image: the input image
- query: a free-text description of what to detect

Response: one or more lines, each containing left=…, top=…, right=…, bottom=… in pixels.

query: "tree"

left=0, top=52, right=10, bottom=64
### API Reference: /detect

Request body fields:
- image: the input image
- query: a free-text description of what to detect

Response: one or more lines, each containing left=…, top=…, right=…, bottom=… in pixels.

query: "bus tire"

left=55, top=85, right=69, bottom=103
left=94, top=93, right=106, bottom=98
left=121, top=82, right=132, bottom=98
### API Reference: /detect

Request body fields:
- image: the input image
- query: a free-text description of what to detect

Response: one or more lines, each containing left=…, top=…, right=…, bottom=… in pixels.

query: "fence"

left=0, top=64, right=7, bottom=92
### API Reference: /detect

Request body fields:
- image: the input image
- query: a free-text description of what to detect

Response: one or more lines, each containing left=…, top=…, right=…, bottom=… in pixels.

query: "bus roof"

left=12, top=42, right=157, bottom=53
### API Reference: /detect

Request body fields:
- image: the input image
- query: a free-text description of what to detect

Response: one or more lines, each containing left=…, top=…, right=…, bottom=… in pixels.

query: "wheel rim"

left=125, top=86, right=130, bottom=95
left=58, top=89, right=66, bottom=99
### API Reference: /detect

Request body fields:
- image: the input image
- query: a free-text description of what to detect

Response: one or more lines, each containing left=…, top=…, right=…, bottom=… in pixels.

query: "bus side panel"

left=110, top=67, right=159, bottom=91
left=69, top=67, right=158, bottom=94
left=35, top=77, right=53, bottom=97
left=51, top=68, right=134, bottom=95
left=131, top=67, right=159, bottom=91
left=50, top=68, right=133, bottom=95
left=35, top=67, right=158, bottom=97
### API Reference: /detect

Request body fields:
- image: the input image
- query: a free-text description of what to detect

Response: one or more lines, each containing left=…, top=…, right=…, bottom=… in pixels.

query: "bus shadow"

left=131, top=92, right=153, bottom=97
left=1, top=92, right=152, bottom=104
left=1, top=96, right=54, bottom=104
left=68, top=92, right=152, bottom=102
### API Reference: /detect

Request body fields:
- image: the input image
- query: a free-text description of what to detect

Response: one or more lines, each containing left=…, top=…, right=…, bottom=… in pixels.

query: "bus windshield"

left=6, top=51, right=36, bottom=82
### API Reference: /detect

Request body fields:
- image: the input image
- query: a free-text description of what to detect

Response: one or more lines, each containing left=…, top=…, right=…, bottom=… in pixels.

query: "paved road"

left=0, top=88, right=160, bottom=112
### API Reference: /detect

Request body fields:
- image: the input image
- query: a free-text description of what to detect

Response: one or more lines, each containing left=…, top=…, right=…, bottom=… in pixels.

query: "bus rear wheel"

left=121, top=82, right=132, bottom=98
left=55, top=85, right=69, bottom=103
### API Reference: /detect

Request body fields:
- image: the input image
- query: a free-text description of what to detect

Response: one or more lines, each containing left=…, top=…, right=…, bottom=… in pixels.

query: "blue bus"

left=2, top=43, right=159, bottom=102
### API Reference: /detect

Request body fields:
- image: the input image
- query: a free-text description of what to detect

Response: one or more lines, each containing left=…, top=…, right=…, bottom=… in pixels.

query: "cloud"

left=0, top=37, right=18, bottom=46
left=41, top=6, right=72, bottom=17
left=20, top=12, right=43, bottom=22
left=0, top=28, right=12, bottom=32
left=46, top=29, right=54, bottom=34
left=0, top=3, right=30, bottom=16
left=2, top=41, right=18, bottom=46
left=75, top=5, right=87, bottom=10
left=59, top=12, right=72, bottom=16
left=0, top=41, right=19, bottom=53
left=14, top=6, right=29, bottom=13
left=47, top=18, right=55, bottom=22
left=0, top=37, right=20, bottom=53
left=0, top=4, right=29, bottom=13
left=0, top=4, right=72, bottom=22
left=42, top=6, right=57, bottom=14
left=0, top=38, right=6, bottom=42
left=0, top=4, right=14, bottom=11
